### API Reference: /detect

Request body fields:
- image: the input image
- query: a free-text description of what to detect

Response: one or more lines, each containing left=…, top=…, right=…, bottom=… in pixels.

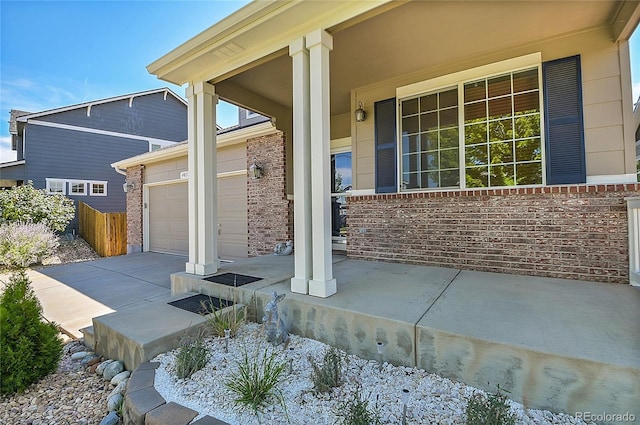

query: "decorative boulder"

left=71, top=351, right=90, bottom=361
left=99, top=411, right=119, bottom=425
left=103, top=361, right=124, bottom=381
left=110, top=370, right=130, bottom=386
left=96, top=359, right=115, bottom=376
left=109, top=379, right=128, bottom=399
left=107, top=392, right=123, bottom=412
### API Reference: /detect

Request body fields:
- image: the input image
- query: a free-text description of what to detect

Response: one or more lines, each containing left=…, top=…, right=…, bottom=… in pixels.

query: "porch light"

left=355, top=101, right=367, bottom=122
left=248, top=157, right=263, bottom=179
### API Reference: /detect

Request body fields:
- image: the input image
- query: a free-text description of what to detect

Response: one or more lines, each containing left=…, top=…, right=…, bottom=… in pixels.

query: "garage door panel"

left=148, top=182, right=189, bottom=255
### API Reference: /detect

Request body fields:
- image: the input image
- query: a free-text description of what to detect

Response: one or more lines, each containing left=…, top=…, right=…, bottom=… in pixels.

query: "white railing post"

left=625, top=196, right=640, bottom=286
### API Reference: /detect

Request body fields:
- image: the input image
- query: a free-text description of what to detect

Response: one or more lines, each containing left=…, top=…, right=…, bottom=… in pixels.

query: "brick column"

left=125, top=165, right=144, bottom=254
left=247, top=131, right=292, bottom=256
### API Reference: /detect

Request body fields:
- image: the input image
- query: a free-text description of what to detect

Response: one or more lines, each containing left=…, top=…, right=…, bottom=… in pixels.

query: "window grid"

left=401, top=88, right=459, bottom=190
left=399, top=66, right=542, bottom=191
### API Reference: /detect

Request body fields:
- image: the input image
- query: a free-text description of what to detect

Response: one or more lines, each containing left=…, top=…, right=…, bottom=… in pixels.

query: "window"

left=91, top=182, right=107, bottom=196
left=399, top=67, right=542, bottom=190
left=46, top=179, right=66, bottom=195
left=70, top=181, right=86, bottom=195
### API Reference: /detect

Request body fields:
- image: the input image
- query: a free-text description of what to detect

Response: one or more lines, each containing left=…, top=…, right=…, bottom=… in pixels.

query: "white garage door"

left=147, top=177, right=247, bottom=259
left=148, top=182, right=188, bottom=255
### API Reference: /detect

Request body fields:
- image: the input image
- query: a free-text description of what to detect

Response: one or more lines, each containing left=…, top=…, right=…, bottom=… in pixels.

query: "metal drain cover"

left=168, top=294, right=232, bottom=315
left=203, top=272, right=262, bottom=287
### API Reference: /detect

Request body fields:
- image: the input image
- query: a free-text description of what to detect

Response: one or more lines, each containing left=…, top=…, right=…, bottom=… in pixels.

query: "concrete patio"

left=88, top=253, right=640, bottom=419
left=17, top=252, right=637, bottom=420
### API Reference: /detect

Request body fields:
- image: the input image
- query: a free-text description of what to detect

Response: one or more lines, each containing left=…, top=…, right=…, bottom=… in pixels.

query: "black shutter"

left=543, top=55, right=586, bottom=185
left=375, top=98, right=397, bottom=193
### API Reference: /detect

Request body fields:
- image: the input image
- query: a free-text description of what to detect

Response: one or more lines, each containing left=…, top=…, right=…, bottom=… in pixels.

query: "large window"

left=45, top=179, right=66, bottom=195
left=398, top=62, right=542, bottom=190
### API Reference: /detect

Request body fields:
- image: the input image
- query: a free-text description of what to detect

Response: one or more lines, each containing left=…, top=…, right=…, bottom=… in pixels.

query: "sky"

left=0, top=0, right=250, bottom=162
left=0, top=1, right=639, bottom=164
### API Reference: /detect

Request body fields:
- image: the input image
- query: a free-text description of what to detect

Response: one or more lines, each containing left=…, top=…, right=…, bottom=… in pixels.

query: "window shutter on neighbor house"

left=374, top=98, right=397, bottom=193
left=543, top=55, right=586, bottom=185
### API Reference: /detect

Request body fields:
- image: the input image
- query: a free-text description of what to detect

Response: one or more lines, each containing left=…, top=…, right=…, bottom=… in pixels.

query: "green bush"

left=0, top=271, right=63, bottom=395
left=466, top=385, right=517, bottom=425
left=0, top=222, right=59, bottom=269
left=0, top=181, right=75, bottom=232
left=174, top=337, right=209, bottom=379
left=310, top=346, right=344, bottom=393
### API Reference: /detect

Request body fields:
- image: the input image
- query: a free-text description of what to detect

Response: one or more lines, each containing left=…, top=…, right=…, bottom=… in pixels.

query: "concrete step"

left=92, top=293, right=245, bottom=371
left=79, top=325, right=94, bottom=350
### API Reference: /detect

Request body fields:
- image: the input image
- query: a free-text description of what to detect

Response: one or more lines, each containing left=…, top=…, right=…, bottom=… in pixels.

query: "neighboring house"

left=111, top=108, right=286, bottom=258
left=146, top=1, right=640, bottom=293
left=0, top=88, right=187, bottom=233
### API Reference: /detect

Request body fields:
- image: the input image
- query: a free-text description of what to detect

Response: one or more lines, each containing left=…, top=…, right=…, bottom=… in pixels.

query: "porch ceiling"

left=150, top=1, right=638, bottom=119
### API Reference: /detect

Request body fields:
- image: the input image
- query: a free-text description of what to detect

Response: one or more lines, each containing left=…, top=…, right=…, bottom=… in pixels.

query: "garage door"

left=148, top=182, right=188, bottom=255
left=147, top=177, right=247, bottom=259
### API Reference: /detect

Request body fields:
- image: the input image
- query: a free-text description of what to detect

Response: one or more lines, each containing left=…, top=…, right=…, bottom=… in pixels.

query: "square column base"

left=290, top=277, right=309, bottom=294
left=185, top=261, right=219, bottom=276
left=309, top=278, right=337, bottom=298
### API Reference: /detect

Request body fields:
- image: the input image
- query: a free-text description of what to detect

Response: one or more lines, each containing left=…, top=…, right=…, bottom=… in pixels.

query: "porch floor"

left=94, top=254, right=639, bottom=419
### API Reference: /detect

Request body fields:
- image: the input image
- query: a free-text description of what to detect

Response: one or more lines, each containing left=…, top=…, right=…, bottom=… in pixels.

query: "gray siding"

left=0, top=163, right=25, bottom=181
left=38, top=92, right=187, bottom=141
left=24, top=125, right=149, bottom=232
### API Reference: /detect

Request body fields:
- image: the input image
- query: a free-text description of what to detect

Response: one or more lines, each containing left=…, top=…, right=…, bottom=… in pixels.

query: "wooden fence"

left=78, top=202, right=127, bottom=257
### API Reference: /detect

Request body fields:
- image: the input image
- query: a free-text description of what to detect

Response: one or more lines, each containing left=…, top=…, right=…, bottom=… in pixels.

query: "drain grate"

left=203, top=272, right=262, bottom=287
left=168, top=294, right=232, bottom=315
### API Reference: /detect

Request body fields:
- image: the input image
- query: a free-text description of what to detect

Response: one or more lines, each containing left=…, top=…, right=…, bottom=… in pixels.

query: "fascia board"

left=17, top=88, right=186, bottom=122
left=148, top=0, right=394, bottom=85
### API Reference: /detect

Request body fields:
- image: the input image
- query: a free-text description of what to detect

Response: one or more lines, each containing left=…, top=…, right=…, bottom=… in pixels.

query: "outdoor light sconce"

left=122, top=181, right=135, bottom=193
left=248, top=157, right=264, bottom=179
left=355, top=101, right=367, bottom=122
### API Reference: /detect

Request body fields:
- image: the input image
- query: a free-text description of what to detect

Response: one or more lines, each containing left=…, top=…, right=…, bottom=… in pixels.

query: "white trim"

left=45, top=178, right=66, bottom=195
left=27, top=119, right=178, bottom=150
left=0, top=160, right=25, bottom=168
left=90, top=181, right=108, bottom=196
left=396, top=53, right=542, bottom=98
left=16, top=88, right=186, bottom=122
left=349, top=189, right=376, bottom=196
left=587, top=174, right=637, bottom=184
left=69, top=180, right=88, bottom=196
left=218, top=169, right=246, bottom=179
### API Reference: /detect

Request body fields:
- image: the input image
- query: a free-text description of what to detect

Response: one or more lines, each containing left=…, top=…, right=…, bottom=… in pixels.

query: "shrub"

left=202, top=296, right=245, bottom=338
left=0, top=181, right=75, bottom=232
left=174, top=337, right=209, bottom=379
left=0, top=222, right=59, bottom=269
left=310, top=346, right=344, bottom=393
left=0, top=271, right=63, bottom=395
left=336, top=389, right=382, bottom=425
left=225, top=343, right=287, bottom=416
left=466, top=385, right=517, bottom=425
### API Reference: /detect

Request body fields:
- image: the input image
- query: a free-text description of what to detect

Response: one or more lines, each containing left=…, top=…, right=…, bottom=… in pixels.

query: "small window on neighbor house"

left=70, top=182, right=87, bottom=196
left=90, top=182, right=107, bottom=196
left=245, top=109, right=260, bottom=119
left=46, top=179, right=66, bottom=195
left=151, top=144, right=162, bottom=151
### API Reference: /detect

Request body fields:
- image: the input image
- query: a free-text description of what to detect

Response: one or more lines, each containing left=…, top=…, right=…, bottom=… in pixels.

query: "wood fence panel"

left=78, top=202, right=127, bottom=257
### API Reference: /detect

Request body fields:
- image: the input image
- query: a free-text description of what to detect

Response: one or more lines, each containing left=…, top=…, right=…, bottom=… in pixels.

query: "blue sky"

left=0, top=0, right=250, bottom=162
left=0, top=1, right=639, bottom=163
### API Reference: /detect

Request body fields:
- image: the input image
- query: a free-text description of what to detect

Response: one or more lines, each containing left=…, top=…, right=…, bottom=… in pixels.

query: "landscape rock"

left=96, top=359, right=115, bottom=376
left=71, top=351, right=90, bottom=361
left=110, top=370, right=130, bottom=386
left=99, top=411, right=120, bottom=425
left=103, top=361, right=124, bottom=381
left=106, top=392, right=123, bottom=412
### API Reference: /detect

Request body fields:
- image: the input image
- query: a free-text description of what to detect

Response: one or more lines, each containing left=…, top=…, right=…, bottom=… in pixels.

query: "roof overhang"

left=146, top=0, right=398, bottom=86
left=111, top=120, right=277, bottom=170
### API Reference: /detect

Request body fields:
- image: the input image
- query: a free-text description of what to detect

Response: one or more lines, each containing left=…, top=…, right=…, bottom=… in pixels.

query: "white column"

left=185, top=81, right=219, bottom=275
left=306, top=29, right=336, bottom=298
left=289, top=37, right=313, bottom=294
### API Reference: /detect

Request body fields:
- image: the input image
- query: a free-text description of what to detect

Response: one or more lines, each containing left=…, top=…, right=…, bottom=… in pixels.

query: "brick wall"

left=347, top=184, right=640, bottom=284
left=125, top=165, right=144, bottom=254
left=247, top=132, right=292, bottom=256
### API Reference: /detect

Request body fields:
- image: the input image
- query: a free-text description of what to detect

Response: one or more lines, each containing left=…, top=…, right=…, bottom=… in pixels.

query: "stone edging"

left=122, top=361, right=230, bottom=425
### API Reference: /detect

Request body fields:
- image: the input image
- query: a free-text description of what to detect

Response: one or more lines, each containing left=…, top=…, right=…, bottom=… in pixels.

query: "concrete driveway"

left=0, top=252, right=186, bottom=338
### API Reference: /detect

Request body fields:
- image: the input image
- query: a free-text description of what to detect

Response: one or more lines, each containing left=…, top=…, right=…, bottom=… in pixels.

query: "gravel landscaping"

left=153, top=323, right=591, bottom=425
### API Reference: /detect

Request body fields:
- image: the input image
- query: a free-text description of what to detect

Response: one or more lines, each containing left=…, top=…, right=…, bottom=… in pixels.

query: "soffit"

left=218, top=1, right=627, bottom=117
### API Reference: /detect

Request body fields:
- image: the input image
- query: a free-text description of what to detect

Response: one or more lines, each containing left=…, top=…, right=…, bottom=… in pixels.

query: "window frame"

left=396, top=53, right=545, bottom=192
left=90, top=181, right=108, bottom=196
left=45, top=178, right=66, bottom=195
left=68, top=180, right=88, bottom=196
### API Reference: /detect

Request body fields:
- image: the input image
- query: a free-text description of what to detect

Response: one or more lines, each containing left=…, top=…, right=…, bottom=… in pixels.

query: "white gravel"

left=153, top=323, right=590, bottom=425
